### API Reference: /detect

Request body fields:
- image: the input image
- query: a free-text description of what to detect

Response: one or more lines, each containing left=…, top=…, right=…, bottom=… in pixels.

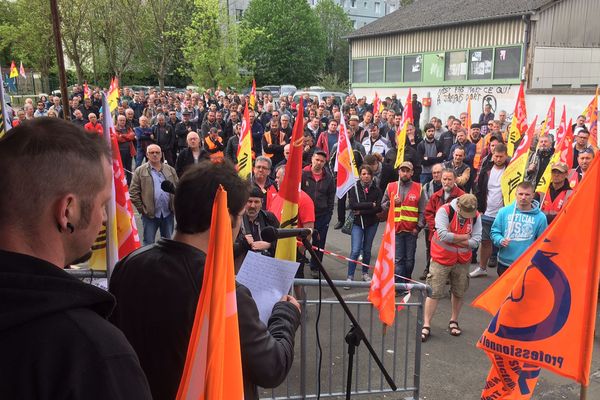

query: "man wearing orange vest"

left=381, top=161, right=426, bottom=290
left=421, top=194, right=482, bottom=342
left=204, top=126, right=224, bottom=161
left=537, top=162, right=573, bottom=225
left=262, top=117, right=287, bottom=168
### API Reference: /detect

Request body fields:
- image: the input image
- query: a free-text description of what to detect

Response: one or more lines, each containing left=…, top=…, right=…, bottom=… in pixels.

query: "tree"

left=91, top=0, right=144, bottom=82
left=59, top=0, right=92, bottom=84
left=240, top=0, right=326, bottom=87
left=183, top=0, right=240, bottom=88
left=136, top=0, right=193, bottom=91
left=0, top=0, right=55, bottom=92
left=314, top=0, right=353, bottom=82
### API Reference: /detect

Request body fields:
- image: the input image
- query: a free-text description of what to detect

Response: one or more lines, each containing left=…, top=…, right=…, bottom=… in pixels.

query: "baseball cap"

left=470, top=123, right=481, bottom=129
left=182, top=110, right=191, bottom=116
left=457, top=194, right=477, bottom=218
left=551, top=161, right=568, bottom=173
left=398, top=161, right=413, bottom=170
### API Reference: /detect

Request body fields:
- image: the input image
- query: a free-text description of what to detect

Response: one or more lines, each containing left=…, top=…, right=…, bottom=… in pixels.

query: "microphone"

left=260, top=226, right=313, bottom=242
left=161, top=180, right=176, bottom=194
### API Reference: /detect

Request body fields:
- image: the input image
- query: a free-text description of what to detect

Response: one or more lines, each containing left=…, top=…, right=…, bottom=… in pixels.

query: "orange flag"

left=368, top=191, right=396, bottom=326
left=473, top=155, right=600, bottom=396
left=249, top=79, right=256, bottom=110
left=176, top=186, right=244, bottom=400
left=586, top=87, right=598, bottom=149
left=465, top=97, right=472, bottom=136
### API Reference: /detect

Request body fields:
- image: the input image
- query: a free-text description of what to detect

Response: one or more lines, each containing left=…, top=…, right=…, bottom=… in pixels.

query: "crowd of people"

left=1, top=83, right=596, bottom=398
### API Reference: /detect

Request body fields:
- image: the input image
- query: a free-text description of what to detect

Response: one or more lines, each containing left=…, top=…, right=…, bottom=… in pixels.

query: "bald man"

left=130, top=144, right=179, bottom=245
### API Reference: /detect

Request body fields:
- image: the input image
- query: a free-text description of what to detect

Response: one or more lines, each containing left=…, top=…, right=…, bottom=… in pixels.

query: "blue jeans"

left=420, top=172, right=433, bottom=185
left=347, top=223, right=378, bottom=278
left=142, top=213, right=174, bottom=246
left=395, top=231, right=418, bottom=283
left=310, top=213, right=332, bottom=271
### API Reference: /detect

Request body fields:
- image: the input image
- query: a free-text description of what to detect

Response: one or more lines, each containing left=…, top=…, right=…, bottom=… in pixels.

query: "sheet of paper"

left=236, top=252, right=299, bottom=325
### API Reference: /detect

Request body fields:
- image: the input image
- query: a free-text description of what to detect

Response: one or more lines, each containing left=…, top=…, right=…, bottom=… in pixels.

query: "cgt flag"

left=473, top=155, right=600, bottom=398
left=107, top=77, right=120, bottom=112
left=368, top=190, right=396, bottom=326
left=176, top=186, right=244, bottom=400
left=373, top=92, right=383, bottom=114
left=334, top=115, right=360, bottom=199
left=394, top=120, right=409, bottom=169
left=584, top=87, right=598, bottom=149
left=249, top=79, right=256, bottom=111
left=237, top=102, right=253, bottom=180
left=500, top=116, right=536, bottom=205
left=89, top=93, right=140, bottom=276
left=274, top=101, right=304, bottom=261
left=506, top=82, right=528, bottom=157
left=9, top=61, right=18, bottom=79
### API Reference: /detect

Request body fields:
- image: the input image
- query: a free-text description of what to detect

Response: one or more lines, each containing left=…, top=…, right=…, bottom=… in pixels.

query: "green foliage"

left=314, top=0, right=353, bottom=82
left=183, top=0, right=241, bottom=88
left=240, top=0, right=326, bottom=87
left=315, top=72, right=349, bottom=93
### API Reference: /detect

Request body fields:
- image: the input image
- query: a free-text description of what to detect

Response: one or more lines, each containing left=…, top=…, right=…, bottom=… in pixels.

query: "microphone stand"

left=300, top=234, right=397, bottom=399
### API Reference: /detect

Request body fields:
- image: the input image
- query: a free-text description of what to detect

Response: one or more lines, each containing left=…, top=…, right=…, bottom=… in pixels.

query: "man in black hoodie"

left=0, top=118, right=151, bottom=399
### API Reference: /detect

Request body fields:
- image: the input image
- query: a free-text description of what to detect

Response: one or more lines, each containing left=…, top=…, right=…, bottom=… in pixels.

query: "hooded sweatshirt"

left=490, top=200, right=548, bottom=266
left=0, top=249, right=151, bottom=399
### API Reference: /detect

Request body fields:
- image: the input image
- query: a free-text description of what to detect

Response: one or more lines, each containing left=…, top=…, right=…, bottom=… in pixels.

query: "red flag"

left=559, top=119, right=574, bottom=169
left=555, top=106, right=567, bottom=144
left=176, top=186, right=244, bottom=399
left=586, top=88, right=598, bottom=150
left=368, top=191, right=396, bottom=326
left=372, top=92, right=381, bottom=114
left=334, top=116, right=359, bottom=199
left=545, top=97, right=555, bottom=130
left=18, top=61, right=26, bottom=79
left=473, top=155, right=600, bottom=392
left=506, top=82, right=528, bottom=157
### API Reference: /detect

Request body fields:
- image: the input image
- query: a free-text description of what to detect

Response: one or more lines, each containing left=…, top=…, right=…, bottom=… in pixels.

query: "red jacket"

left=424, top=185, right=465, bottom=240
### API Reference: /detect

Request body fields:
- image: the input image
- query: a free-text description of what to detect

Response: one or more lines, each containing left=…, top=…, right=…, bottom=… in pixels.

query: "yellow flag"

left=237, top=102, right=253, bottom=180
left=394, top=120, right=408, bottom=169
left=501, top=116, right=537, bottom=204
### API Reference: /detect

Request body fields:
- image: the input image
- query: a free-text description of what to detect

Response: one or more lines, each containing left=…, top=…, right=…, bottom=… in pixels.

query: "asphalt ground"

left=134, top=208, right=600, bottom=400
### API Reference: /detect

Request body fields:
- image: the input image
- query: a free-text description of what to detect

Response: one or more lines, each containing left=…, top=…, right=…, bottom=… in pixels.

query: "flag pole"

left=50, top=0, right=70, bottom=121
left=579, top=159, right=600, bottom=400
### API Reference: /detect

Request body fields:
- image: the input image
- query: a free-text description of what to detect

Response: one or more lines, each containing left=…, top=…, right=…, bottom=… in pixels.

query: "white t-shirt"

left=485, top=166, right=505, bottom=217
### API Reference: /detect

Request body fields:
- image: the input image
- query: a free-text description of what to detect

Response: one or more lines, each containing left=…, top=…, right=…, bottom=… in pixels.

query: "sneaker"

left=344, top=277, right=352, bottom=290
left=362, top=273, right=371, bottom=283
left=469, top=266, right=488, bottom=278
left=487, top=257, right=498, bottom=268
left=311, top=269, right=320, bottom=279
left=358, top=254, right=363, bottom=262
left=334, top=221, right=344, bottom=230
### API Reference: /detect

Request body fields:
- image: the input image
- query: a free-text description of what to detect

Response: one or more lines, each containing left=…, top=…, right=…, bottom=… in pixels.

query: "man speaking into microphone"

left=110, top=160, right=301, bottom=400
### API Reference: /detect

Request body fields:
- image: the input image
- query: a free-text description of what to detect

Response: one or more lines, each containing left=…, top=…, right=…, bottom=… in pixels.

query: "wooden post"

left=50, top=0, right=70, bottom=120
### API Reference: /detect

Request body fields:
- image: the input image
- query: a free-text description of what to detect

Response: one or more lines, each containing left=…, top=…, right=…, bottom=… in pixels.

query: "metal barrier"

left=261, top=278, right=430, bottom=400
left=67, top=270, right=430, bottom=400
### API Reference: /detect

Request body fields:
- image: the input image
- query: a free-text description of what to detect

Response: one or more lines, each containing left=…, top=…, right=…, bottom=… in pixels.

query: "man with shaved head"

left=130, top=144, right=179, bottom=245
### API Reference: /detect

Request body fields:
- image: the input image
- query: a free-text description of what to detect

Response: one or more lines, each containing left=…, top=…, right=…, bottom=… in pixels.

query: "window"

left=351, top=0, right=356, bottom=7
left=375, top=2, right=380, bottom=13
left=351, top=19, right=357, bottom=29
left=352, top=59, right=367, bottom=83
left=235, top=9, right=243, bottom=21
left=445, top=51, right=467, bottom=81
left=368, top=58, right=384, bottom=83
left=403, top=55, right=422, bottom=82
left=363, top=2, right=367, bottom=8
left=468, top=49, right=493, bottom=80
left=385, top=57, right=403, bottom=82
left=494, top=47, right=521, bottom=79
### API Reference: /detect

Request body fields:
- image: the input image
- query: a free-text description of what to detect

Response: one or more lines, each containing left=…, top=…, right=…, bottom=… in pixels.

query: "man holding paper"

left=110, top=160, right=301, bottom=400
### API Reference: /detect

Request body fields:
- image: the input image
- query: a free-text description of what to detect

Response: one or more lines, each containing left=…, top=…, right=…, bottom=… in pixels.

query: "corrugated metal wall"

left=533, top=0, right=600, bottom=47
left=351, top=18, right=525, bottom=58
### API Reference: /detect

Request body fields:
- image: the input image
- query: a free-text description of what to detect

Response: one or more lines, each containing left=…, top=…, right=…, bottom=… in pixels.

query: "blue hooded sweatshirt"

left=490, top=200, right=548, bottom=266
